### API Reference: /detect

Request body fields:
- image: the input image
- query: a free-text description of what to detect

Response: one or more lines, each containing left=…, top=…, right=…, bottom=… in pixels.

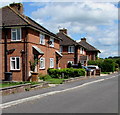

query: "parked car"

left=82, top=66, right=94, bottom=72
left=87, top=65, right=99, bottom=70
left=87, top=65, right=101, bottom=76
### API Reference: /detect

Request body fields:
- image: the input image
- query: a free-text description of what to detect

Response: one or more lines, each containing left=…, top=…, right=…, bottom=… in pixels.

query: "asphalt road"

left=2, top=73, right=118, bottom=113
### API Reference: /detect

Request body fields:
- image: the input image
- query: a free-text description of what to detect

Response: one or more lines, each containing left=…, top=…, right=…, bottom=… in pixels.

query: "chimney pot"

left=9, top=3, right=23, bottom=14
left=59, top=28, right=67, bottom=34
left=81, top=38, right=86, bottom=41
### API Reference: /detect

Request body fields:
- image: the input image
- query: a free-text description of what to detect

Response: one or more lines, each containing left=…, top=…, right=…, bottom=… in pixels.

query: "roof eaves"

left=27, top=17, right=61, bottom=40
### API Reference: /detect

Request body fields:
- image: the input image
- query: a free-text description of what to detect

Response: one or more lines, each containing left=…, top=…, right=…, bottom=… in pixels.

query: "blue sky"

left=1, top=1, right=119, bottom=58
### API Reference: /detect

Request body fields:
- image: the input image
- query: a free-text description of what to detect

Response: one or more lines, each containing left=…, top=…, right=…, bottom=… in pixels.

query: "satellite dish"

left=48, top=41, right=52, bottom=45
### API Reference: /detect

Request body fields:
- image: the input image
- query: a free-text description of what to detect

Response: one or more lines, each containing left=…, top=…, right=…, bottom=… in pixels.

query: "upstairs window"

left=40, top=33, right=45, bottom=45
left=68, top=46, right=74, bottom=53
left=80, top=47, right=85, bottom=54
left=60, top=46, right=63, bottom=53
left=11, top=28, right=21, bottom=41
left=49, top=38, right=54, bottom=47
left=10, top=57, right=20, bottom=70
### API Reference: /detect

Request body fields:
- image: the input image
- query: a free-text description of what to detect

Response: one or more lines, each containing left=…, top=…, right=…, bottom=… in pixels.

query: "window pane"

left=16, top=58, right=20, bottom=69
left=17, top=28, right=21, bottom=40
left=12, top=29, right=16, bottom=32
left=40, top=58, right=45, bottom=68
left=12, top=32, right=16, bottom=40
left=12, top=57, right=15, bottom=60
left=50, top=58, right=54, bottom=68
left=11, top=61, right=15, bottom=69
left=50, top=38, right=54, bottom=47
left=40, top=34, right=45, bottom=45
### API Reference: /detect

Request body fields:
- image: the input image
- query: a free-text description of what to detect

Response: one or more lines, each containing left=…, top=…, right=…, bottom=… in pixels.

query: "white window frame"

left=39, top=57, right=45, bottom=69
left=49, top=38, right=54, bottom=47
left=82, top=48, right=85, bottom=54
left=10, top=57, right=20, bottom=70
left=50, top=58, right=54, bottom=68
left=68, top=46, right=74, bottom=53
left=80, top=47, right=83, bottom=54
left=80, top=47, right=85, bottom=54
left=40, top=33, right=45, bottom=45
left=67, top=61, right=74, bottom=64
left=11, top=28, right=21, bottom=41
left=60, top=46, right=63, bottom=53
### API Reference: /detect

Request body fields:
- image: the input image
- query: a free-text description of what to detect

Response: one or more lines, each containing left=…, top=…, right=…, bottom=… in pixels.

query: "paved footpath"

left=2, top=72, right=119, bottom=104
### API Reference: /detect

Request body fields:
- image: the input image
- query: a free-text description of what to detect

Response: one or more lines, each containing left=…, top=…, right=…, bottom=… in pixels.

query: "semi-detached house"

left=0, top=3, right=62, bottom=81
left=57, top=28, right=100, bottom=68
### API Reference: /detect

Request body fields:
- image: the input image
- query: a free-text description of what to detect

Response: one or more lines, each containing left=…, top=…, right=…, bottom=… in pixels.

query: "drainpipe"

left=3, top=24, right=8, bottom=78
left=25, top=27, right=28, bottom=81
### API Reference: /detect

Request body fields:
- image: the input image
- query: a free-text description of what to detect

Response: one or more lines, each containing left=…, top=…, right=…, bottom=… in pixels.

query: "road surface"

left=2, top=73, right=118, bottom=113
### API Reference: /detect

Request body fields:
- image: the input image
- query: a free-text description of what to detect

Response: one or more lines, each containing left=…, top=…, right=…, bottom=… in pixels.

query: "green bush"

left=39, top=73, right=52, bottom=81
left=115, top=58, right=120, bottom=68
left=88, top=59, right=115, bottom=72
left=101, top=59, right=115, bottom=72
left=47, top=68, right=85, bottom=79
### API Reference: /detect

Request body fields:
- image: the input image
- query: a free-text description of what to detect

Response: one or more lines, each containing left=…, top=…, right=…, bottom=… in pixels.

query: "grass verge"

left=101, top=72, right=110, bottom=74
left=45, top=78, right=65, bottom=84
left=0, top=82, right=40, bottom=88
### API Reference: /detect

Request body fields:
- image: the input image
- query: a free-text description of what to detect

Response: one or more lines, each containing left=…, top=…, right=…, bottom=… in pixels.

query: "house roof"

left=57, top=32, right=80, bottom=46
left=78, top=39, right=100, bottom=53
left=0, top=5, right=61, bottom=40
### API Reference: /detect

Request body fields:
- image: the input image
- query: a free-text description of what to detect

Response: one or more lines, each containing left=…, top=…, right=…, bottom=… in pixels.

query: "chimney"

left=59, top=28, right=67, bottom=34
left=81, top=38, right=86, bottom=42
left=9, top=3, right=23, bottom=14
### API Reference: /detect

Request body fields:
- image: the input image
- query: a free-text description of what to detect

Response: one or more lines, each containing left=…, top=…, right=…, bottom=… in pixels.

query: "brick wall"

left=27, top=28, right=60, bottom=75
left=1, top=27, right=60, bottom=81
left=86, top=51, right=97, bottom=61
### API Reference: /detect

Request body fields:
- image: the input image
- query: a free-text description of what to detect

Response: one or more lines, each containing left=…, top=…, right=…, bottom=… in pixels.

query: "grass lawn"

left=45, top=78, right=65, bottom=84
left=0, top=82, right=40, bottom=88
left=0, top=82, right=22, bottom=88
left=101, top=72, right=110, bottom=74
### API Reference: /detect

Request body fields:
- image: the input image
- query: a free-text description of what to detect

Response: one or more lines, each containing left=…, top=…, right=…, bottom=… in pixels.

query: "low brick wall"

left=0, top=82, right=49, bottom=96
left=63, top=75, right=96, bottom=83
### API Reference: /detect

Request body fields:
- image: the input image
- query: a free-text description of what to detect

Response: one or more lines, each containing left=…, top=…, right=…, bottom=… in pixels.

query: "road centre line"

left=1, top=75, right=118, bottom=109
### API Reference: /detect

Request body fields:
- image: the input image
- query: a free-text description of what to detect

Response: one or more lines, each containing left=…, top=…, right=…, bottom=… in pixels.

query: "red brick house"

left=57, top=29, right=100, bottom=68
left=78, top=38, right=100, bottom=61
left=57, top=29, right=88, bottom=68
left=0, top=3, right=62, bottom=81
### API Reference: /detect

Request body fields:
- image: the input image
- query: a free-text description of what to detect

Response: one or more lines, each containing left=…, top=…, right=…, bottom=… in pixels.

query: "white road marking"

left=1, top=74, right=118, bottom=109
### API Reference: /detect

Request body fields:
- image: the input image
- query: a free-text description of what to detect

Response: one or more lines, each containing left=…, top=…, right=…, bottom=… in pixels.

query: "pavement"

left=2, top=72, right=119, bottom=104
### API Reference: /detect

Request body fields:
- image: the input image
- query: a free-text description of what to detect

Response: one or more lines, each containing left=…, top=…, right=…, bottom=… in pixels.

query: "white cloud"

left=30, top=2, right=118, bottom=58
left=0, top=2, right=118, bottom=58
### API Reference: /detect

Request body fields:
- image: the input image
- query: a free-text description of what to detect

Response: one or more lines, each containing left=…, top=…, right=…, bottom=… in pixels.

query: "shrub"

left=78, top=62, right=82, bottom=68
left=101, top=59, right=115, bottom=72
left=88, top=59, right=116, bottom=72
left=39, top=73, right=52, bottom=81
left=47, top=68, right=85, bottom=79
left=115, top=58, right=120, bottom=68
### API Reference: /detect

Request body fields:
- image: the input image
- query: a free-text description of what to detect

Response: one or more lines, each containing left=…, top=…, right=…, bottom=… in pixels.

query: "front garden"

left=39, top=68, right=86, bottom=84
left=0, top=81, right=40, bottom=88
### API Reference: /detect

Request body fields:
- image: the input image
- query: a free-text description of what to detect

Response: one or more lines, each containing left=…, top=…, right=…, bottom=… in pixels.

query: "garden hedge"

left=47, top=68, right=85, bottom=79
left=88, top=59, right=116, bottom=72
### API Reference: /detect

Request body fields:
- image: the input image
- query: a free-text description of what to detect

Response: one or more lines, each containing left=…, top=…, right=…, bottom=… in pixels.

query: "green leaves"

left=47, top=68, right=85, bottom=79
